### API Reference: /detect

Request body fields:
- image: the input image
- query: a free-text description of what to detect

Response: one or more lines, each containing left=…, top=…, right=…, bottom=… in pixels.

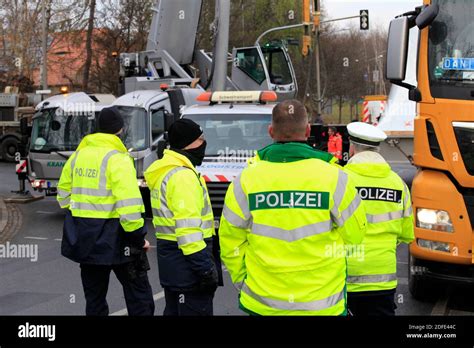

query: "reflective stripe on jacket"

left=344, top=151, right=415, bottom=292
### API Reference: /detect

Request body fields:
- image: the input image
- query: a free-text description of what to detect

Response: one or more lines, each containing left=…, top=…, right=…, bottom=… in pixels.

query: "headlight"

left=417, top=239, right=450, bottom=253
left=416, top=208, right=453, bottom=232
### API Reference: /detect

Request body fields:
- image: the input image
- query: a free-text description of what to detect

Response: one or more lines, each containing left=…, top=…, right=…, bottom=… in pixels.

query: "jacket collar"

left=348, top=151, right=387, bottom=164
left=144, top=149, right=198, bottom=190
left=345, top=151, right=392, bottom=178
left=162, top=149, right=197, bottom=172
left=76, top=133, right=127, bottom=153
left=257, top=142, right=335, bottom=164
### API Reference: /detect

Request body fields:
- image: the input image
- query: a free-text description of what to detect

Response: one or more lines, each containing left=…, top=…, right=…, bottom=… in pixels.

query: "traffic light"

left=360, top=10, right=369, bottom=30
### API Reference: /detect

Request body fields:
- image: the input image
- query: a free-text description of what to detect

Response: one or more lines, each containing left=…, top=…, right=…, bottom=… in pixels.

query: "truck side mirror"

left=51, top=120, right=61, bottom=131
left=20, top=117, right=29, bottom=136
left=157, top=138, right=168, bottom=159
left=386, top=16, right=410, bottom=81
left=163, top=112, right=176, bottom=130
left=416, top=4, right=439, bottom=30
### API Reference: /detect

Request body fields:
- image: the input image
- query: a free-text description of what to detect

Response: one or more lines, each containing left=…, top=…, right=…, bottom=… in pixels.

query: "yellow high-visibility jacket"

left=219, top=142, right=367, bottom=315
left=57, top=133, right=145, bottom=264
left=344, top=151, right=414, bottom=292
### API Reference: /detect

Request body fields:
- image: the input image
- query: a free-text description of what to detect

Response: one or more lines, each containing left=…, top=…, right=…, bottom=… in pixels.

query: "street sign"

left=442, top=57, right=474, bottom=71
left=16, top=160, right=27, bottom=174
left=373, top=70, right=380, bottom=82
left=36, top=89, right=52, bottom=95
left=360, top=10, right=369, bottom=30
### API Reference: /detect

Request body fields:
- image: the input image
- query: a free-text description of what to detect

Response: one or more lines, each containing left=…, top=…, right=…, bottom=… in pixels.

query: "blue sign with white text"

left=442, top=58, right=474, bottom=71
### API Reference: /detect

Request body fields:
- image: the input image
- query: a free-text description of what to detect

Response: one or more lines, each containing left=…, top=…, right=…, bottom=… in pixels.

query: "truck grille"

left=427, top=120, right=443, bottom=161
left=453, top=123, right=474, bottom=176
left=463, top=192, right=474, bottom=231
left=206, top=181, right=231, bottom=220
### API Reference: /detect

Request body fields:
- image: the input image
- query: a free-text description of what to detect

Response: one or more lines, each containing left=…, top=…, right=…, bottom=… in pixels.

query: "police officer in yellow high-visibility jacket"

left=344, top=122, right=414, bottom=316
left=57, top=107, right=154, bottom=316
left=219, top=100, right=367, bottom=316
left=144, top=119, right=219, bottom=316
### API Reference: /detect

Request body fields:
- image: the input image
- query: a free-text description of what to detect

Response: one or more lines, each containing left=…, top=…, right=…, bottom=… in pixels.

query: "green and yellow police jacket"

left=219, top=142, right=367, bottom=316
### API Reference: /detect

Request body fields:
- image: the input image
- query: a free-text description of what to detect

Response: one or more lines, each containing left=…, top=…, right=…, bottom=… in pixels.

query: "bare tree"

left=82, top=0, right=96, bottom=91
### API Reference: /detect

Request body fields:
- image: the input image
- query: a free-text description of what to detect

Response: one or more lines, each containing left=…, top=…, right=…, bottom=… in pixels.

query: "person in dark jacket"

left=57, top=107, right=154, bottom=316
left=144, top=119, right=219, bottom=316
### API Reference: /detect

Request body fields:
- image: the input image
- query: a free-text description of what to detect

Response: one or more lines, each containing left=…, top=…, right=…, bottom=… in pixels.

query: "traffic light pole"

left=255, top=10, right=367, bottom=119
left=320, top=14, right=365, bottom=24
left=314, top=0, right=322, bottom=116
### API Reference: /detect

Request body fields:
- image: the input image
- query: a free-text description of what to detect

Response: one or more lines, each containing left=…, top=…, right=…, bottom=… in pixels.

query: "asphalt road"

left=0, top=161, right=472, bottom=316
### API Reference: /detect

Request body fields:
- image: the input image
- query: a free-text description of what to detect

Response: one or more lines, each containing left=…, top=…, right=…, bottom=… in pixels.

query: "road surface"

left=0, top=162, right=472, bottom=316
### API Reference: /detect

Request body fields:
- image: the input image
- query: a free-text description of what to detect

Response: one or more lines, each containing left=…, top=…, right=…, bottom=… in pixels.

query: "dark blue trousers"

left=347, top=289, right=397, bottom=316
left=80, top=263, right=155, bottom=316
left=163, top=288, right=214, bottom=316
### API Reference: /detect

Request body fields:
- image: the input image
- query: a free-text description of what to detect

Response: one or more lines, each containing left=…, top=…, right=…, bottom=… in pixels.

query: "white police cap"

left=347, top=122, right=387, bottom=146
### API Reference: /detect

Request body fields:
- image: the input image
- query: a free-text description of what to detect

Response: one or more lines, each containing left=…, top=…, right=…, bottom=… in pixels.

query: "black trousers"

left=347, top=289, right=397, bottom=316
left=80, top=263, right=155, bottom=316
left=163, top=288, right=214, bottom=316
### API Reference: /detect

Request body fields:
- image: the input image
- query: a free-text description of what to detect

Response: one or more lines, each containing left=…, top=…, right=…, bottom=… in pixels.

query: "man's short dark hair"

left=329, top=126, right=338, bottom=133
left=272, top=99, right=308, bottom=140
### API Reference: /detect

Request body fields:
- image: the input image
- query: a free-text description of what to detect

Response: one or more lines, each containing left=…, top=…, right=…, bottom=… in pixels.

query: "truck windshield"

left=115, top=106, right=148, bottom=151
left=185, top=113, right=272, bottom=157
left=429, top=0, right=474, bottom=99
left=30, top=108, right=96, bottom=153
left=262, top=47, right=293, bottom=85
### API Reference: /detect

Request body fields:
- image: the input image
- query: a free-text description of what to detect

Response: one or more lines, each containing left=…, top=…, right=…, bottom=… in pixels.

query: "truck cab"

left=386, top=1, right=474, bottom=299
left=111, top=87, right=204, bottom=188
left=28, top=92, right=115, bottom=195
left=180, top=91, right=277, bottom=222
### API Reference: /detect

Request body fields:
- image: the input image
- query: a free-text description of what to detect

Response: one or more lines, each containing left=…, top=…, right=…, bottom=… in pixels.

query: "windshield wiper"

left=52, top=151, right=71, bottom=159
left=32, top=147, right=73, bottom=158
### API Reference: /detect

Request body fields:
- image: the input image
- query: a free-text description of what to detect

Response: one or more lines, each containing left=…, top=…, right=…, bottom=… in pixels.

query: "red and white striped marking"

left=15, top=160, right=27, bottom=174
left=202, top=174, right=234, bottom=183
left=362, top=101, right=370, bottom=123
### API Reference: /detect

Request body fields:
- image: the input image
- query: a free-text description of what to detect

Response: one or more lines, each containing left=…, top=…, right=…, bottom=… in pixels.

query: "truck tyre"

left=408, top=253, right=438, bottom=302
left=0, top=137, right=19, bottom=162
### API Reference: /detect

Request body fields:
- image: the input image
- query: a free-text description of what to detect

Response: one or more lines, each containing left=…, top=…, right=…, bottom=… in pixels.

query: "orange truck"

left=386, top=1, right=473, bottom=299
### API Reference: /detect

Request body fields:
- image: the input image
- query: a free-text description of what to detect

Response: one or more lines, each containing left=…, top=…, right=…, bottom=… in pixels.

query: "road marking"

left=0, top=197, right=8, bottom=234
left=54, top=238, right=62, bottom=241
left=431, top=294, right=449, bottom=316
left=111, top=291, right=165, bottom=316
left=36, top=211, right=56, bottom=215
left=24, top=236, right=48, bottom=240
